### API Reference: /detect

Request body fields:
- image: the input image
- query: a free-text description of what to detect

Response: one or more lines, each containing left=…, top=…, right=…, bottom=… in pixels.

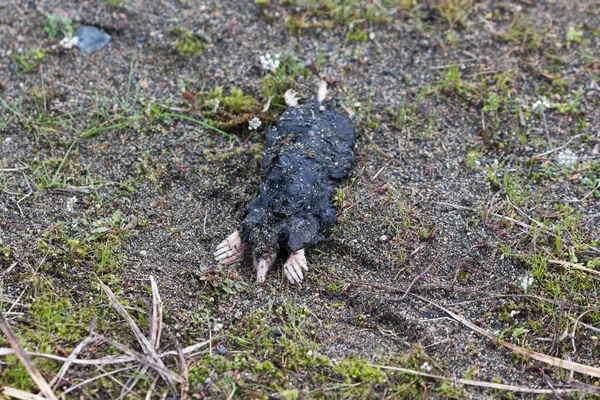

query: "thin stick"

left=160, top=338, right=213, bottom=357
left=145, top=376, right=160, bottom=400
left=149, top=276, right=163, bottom=350
left=0, top=261, right=18, bottom=278
left=400, top=261, right=438, bottom=301
left=175, top=336, right=190, bottom=400
left=50, top=335, right=99, bottom=388
left=118, top=365, right=149, bottom=400
left=411, top=293, right=600, bottom=378
left=548, top=259, right=600, bottom=277
left=567, top=180, right=600, bottom=203
left=0, top=166, right=29, bottom=172
left=368, top=364, right=591, bottom=395
left=16, top=191, right=32, bottom=216
left=533, top=134, right=583, bottom=158
left=371, top=166, right=385, bottom=181
left=0, top=348, right=134, bottom=364
left=58, top=366, right=133, bottom=397
left=93, top=334, right=183, bottom=384
left=435, top=201, right=549, bottom=232
left=0, top=311, right=58, bottom=400
left=0, top=338, right=213, bottom=364
left=2, top=387, right=49, bottom=400
left=98, top=280, right=165, bottom=366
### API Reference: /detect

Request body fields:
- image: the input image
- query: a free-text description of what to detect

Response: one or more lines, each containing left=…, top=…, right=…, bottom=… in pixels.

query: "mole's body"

left=215, top=84, right=355, bottom=283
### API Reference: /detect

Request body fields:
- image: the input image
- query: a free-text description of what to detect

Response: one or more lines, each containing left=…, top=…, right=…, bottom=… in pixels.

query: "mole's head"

left=245, top=221, right=280, bottom=259
left=241, top=200, right=283, bottom=281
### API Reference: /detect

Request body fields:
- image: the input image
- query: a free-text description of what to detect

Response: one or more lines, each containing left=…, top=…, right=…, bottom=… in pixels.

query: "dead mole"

left=214, top=82, right=355, bottom=284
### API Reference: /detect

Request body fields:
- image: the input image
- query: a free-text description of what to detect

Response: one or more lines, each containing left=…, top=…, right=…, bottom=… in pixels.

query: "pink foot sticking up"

left=214, top=231, right=246, bottom=265
left=283, top=249, right=308, bottom=284
left=254, top=252, right=275, bottom=283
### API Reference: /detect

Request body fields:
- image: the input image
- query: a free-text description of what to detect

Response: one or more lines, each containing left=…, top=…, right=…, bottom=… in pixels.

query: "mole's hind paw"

left=283, top=249, right=308, bottom=284
left=214, top=231, right=246, bottom=265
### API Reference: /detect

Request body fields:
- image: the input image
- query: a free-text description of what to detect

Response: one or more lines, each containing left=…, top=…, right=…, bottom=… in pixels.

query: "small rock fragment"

left=76, top=26, right=112, bottom=53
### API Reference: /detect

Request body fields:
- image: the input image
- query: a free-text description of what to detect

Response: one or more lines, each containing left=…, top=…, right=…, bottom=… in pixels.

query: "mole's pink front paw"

left=283, top=249, right=308, bottom=284
left=214, top=231, right=246, bottom=265
left=254, top=253, right=275, bottom=283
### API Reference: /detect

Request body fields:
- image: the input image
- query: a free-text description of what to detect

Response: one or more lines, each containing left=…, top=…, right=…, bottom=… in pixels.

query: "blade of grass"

left=52, top=141, right=76, bottom=184
left=163, top=113, right=238, bottom=142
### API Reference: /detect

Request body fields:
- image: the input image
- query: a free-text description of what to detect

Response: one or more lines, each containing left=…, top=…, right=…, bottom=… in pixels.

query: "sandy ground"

left=1, top=0, right=600, bottom=398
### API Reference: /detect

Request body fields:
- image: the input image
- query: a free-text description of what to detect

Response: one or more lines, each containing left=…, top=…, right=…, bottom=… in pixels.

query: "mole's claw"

left=284, top=249, right=307, bottom=284
left=284, top=89, right=299, bottom=107
left=283, top=267, right=294, bottom=284
left=214, top=231, right=245, bottom=265
left=254, top=253, right=275, bottom=283
left=296, top=249, right=308, bottom=271
left=292, top=259, right=304, bottom=281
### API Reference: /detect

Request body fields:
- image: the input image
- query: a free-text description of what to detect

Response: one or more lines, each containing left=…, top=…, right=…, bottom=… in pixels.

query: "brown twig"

left=0, top=261, right=19, bottom=278
left=149, top=276, right=163, bottom=350
left=175, top=336, right=190, bottom=400
left=2, top=387, right=49, bottom=400
left=0, top=310, right=58, bottom=400
left=400, top=253, right=441, bottom=301
left=50, top=316, right=98, bottom=388
left=548, top=259, right=600, bottom=277
left=93, top=333, right=183, bottom=384
left=50, top=335, right=99, bottom=388
left=533, top=134, right=583, bottom=159
left=0, top=338, right=213, bottom=364
left=98, top=280, right=166, bottom=366
left=368, top=364, right=590, bottom=395
left=411, top=293, right=600, bottom=378
left=58, top=367, right=133, bottom=397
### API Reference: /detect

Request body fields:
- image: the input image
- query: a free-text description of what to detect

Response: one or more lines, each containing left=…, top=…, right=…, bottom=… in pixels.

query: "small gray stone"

left=77, top=26, right=112, bottom=53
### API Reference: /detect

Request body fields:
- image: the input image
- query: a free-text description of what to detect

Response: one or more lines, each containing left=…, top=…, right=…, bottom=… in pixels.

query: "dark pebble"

left=486, top=79, right=495, bottom=85
left=217, top=346, right=228, bottom=355
left=382, top=68, right=393, bottom=76
left=8, top=63, right=15, bottom=72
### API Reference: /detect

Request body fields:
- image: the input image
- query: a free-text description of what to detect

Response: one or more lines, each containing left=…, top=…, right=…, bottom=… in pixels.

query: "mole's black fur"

left=241, top=98, right=355, bottom=258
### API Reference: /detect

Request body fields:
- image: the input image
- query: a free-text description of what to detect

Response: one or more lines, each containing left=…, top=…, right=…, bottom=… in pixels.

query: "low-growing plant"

left=43, top=12, right=74, bottom=39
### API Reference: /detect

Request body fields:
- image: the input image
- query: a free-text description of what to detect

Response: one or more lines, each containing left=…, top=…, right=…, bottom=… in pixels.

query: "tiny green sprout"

left=483, top=92, right=500, bottom=113
left=44, top=12, right=74, bottom=39
left=566, top=27, right=583, bottom=44
left=466, top=149, right=481, bottom=168
left=171, top=27, right=204, bottom=57
left=280, top=389, right=299, bottom=400
left=12, top=49, right=45, bottom=73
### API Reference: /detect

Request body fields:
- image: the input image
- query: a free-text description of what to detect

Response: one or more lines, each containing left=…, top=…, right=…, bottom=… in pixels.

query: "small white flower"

left=510, top=310, right=520, bottom=318
left=259, top=52, right=280, bottom=71
left=518, top=273, right=534, bottom=292
left=59, top=36, right=79, bottom=50
left=248, top=117, right=262, bottom=130
left=532, top=98, right=551, bottom=114
left=556, top=149, right=578, bottom=169
left=212, top=99, right=220, bottom=113
left=66, top=196, right=77, bottom=213
left=420, top=362, right=432, bottom=372
left=213, top=323, right=224, bottom=333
